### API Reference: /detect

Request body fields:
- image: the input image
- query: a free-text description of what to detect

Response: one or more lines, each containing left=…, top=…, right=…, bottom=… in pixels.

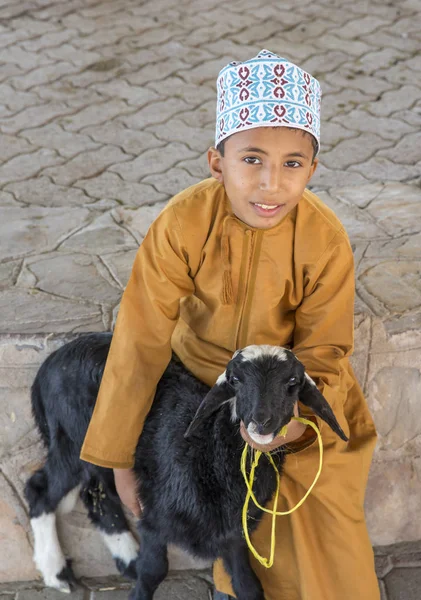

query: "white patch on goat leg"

left=101, top=530, right=139, bottom=566
left=31, top=512, right=70, bottom=593
left=305, top=373, right=317, bottom=386
left=57, top=484, right=81, bottom=516
left=240, top=345, right=288, bottom=362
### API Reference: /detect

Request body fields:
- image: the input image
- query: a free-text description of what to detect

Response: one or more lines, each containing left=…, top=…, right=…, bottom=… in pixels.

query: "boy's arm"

left=80, top=207, right=195, bottom=469
left=292, top=229, right=355, bottom=429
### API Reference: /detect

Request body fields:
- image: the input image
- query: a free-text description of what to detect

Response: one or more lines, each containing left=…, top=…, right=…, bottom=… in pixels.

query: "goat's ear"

left=184, top=374, right=234, bottom=439
left=299, top=374, right=349, bottom=442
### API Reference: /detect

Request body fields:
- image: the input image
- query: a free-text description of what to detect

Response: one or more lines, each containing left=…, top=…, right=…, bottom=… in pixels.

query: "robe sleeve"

left=80, top=206, right=195, bottom=468
left=292, top=229, right=355, bottom=432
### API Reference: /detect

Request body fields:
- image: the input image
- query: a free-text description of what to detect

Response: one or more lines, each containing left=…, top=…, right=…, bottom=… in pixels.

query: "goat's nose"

left=252, top=417, right=272, bottom=433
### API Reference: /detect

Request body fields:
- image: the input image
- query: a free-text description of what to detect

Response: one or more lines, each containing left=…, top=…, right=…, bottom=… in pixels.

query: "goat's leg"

left=129, top=522, right=168, bottom=600
left=24, top=463, right=80, bottom=593
left=220, top=539, right=265, bottom=600
left=81, top=476, right=139, bottom=580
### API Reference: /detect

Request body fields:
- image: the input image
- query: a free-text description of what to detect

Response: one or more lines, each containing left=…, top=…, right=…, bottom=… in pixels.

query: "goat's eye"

left=231, top=376, right=240, bottom=383
left=288, top=377, right=298, bottom=386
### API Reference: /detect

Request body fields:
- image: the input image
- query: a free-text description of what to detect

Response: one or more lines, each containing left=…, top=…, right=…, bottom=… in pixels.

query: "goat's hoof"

left=115, top=557, right=137, bottom=580
left=55, top=560, right=78, bottom=593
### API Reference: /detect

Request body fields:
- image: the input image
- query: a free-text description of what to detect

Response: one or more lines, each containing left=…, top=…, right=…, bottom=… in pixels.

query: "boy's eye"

left=285, top=161, right=301, bottom=168
left=243, top=156, right=262, bottom=165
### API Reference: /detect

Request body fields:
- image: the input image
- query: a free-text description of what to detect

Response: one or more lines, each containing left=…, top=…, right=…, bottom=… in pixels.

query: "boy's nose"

left=259, top=167, right=282, bottom=193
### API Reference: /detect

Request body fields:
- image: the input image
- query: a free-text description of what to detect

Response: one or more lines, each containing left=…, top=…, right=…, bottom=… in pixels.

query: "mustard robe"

left=81, top=178, right=380, bottom=600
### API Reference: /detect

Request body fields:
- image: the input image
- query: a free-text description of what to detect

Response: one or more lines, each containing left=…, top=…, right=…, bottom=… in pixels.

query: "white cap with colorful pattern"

left=215, top=49, right=322, bottom=153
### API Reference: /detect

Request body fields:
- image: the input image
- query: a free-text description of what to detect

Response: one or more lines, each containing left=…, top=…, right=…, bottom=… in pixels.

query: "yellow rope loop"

left=241, top=416, right=323, bottom=568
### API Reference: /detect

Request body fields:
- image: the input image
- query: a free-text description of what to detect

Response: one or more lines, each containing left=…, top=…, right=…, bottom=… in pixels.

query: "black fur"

left=25, top=334, right=347, bottom=600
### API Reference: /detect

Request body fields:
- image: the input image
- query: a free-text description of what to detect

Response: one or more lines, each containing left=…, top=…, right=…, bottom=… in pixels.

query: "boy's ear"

left=184, top=374, right=233, bottom=439
left=299, top=374, right=348, bottom=442
left=207, top=146, right=224, bottom=183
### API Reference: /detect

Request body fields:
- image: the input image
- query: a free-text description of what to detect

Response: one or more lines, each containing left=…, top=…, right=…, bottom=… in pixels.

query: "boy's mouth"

left=252, top=202, right=285, bottom=217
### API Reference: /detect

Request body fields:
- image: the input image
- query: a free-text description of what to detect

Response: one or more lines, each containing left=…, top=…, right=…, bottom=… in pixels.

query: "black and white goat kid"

left=25, top=333, right=348, bottom=600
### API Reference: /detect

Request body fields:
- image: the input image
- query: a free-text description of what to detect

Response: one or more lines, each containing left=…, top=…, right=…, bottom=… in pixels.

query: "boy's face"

left=208, top=127, right=318, bottom=229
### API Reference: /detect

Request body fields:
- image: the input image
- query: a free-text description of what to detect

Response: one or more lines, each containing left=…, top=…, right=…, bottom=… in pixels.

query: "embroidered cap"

left=215, top=49, right=322, bottom=153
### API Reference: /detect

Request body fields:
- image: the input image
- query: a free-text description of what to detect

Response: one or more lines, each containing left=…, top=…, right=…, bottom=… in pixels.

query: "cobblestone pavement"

left=0, top=0, right=420, bottom=598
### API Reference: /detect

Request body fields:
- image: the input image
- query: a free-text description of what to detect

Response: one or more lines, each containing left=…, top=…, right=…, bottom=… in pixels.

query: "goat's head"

left=184, top=345, right=348, bottom=443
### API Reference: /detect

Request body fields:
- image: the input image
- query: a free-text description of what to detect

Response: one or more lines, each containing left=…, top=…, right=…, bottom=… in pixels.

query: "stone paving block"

left=366, top=85, right=420, bottom=118
left=142, top=167, right=202, bottom=196
left=75, top=172, right=166, bottom=207
left=0, top=473, right=37, bottom=583
left=5, top=176, right=88, bottom=207
left=377, top=131, right=421, bottom=165
left=354, top=47, right=408, bottom=76
left=321, top=133, right=392, bottom=170
left=10, top=61, right=80, bottom=91
left=365, top=182, right=421, bottom=237
left=118, top=97, right=190, bottom=130
left=376, top=63, right=421, bottom=86
left=176, top=154, right=214, bottom=180
left=177, top=99, right=216, bottom=128
left=0, top=133, right=34, bottom=162
left=20, top=123, right=101, bottom=158
left=384, top=567, right=421, bottom=600
left=0, top=288, right=104, bottom=334
left=399, top=106, right=421, bottom=127
left=0, top=101, right=76, bottom=134
left=150, top=118, right=213, bottom=153
left=92, top=80, right=158, bottom=107
left=321, top=88, right=377, bottom=121
left=310, top=163, right=370, bottom=189
left=323, top=71, right=395, bottom=97
left=301, top=50, right=349, bottom=77
left=151, top=41, right=215, bottom=68
left=0, top=83, right=42, bottom=113
left=42, top=145, right=131, bottom=186
left=21, top=28, right=77, bottom=52
left=0, top=63, right=23, bottom=85
left=363, top=28, right=420, bottom=53
left=1, top=45, right=53, bottom=71
left=146, top=76, right=214, bottom=107
left=81, top=121, right=165, bottom=156
left=111, top=203, right=168, bottom=242
left=101, top=250, right=138, bottom=289
left=60, top=100, right=135, bottom=133
left=0, top=261, right=21, bottom=291
left=71, top=25, right=132, bottom=52
left=0, top=149, right=63, bottom=185
left=18, top=590, right=85, bottom=600
left=37, top=85, right=105, bottom=111
left=123, top=57, right=188, bottom=86
left=317, top=190, right=386, bottom=241
left=0, top=205, right=91, bottom=261
left=59, top=212, right=139, bottom=255
left=313, top=33, right=373, bottom=57
left=44, top=44, right=102, bottom=68
left=331, top=109, right=414, bottom=142
left=27, top=253, right=123, bottom=305
left=334, top=14, right=389, bottom=39
left=348, top=156, right=421, bottom=183
left=110, top=143, right=197, bottom=181
left=173, top=57, right=232, bottom=86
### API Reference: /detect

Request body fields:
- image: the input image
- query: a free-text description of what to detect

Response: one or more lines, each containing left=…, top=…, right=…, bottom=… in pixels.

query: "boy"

left=81, top=50, right=380, bottom=599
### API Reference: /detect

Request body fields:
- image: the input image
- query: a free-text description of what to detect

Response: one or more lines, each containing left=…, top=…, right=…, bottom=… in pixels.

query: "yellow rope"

left=241, top=416, right=323, bottom=568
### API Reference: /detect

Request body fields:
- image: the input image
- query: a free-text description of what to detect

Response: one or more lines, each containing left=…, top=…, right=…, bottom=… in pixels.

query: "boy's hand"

left=113, top=468, right=143, bottom=518
left=239, top=403, right=306, bottom=452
